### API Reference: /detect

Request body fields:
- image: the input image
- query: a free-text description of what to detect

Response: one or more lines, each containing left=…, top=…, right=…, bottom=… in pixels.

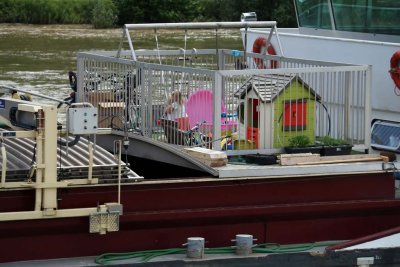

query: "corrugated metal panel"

left=0, top=133, right=141, bottom=181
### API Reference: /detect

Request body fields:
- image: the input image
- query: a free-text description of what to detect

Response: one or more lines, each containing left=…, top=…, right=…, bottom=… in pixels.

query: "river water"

left=0, top=24, right=242, bottom=106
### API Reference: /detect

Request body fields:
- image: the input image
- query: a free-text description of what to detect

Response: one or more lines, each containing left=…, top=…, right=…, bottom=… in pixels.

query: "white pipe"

left=124, top=21, right=277, bottom=30
left=274, top=26, right=285, bottom=56
left=125, top=28, right=137, bottom=60
left=0, top=85, right=69, bottom=105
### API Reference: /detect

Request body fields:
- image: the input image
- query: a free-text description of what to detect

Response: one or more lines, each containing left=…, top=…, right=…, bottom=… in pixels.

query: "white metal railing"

left=77, top=49, right=371, bottom=155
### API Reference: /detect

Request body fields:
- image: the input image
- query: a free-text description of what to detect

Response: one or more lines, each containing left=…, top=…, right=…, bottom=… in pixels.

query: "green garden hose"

left=95, top=240, right=344, bottom=265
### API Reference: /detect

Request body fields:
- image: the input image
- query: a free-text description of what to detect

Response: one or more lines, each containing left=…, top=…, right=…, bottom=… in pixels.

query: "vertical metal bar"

left=344, top=71, right=351, bottom=140
left=273, top=25, right=285, bottom=56
left=125, top=27, right=137, bottom=60
left=34, top=110, right=44, bottom=211
left=116, top=27, right=126, bottom=58
left=117, top=141, right=121, bottom=204
left=364, top=66, right=372, bottom=149
left=215, top=29, right=219, bottom=70
left=140, top=65, right=146, bottom=135
left=76, top=55, right=85, bottom=102
left=88, top=142, right=93, bottom=183
left=1, top=145, right=6, bottom=188
left=244, top=27, right=248, bottom=61
left=213, top=72, right=222, bottom=150
left=327, top=0, right=336, bottom=31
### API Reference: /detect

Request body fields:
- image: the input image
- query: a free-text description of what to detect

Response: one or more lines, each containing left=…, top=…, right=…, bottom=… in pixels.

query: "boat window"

left=332, top=0, right=400, bottom=35
left=295, top=0, right=333, bottom=30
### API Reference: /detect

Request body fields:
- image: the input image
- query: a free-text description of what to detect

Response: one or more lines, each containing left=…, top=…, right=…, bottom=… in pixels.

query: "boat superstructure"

left=242, top=0, right=400, bottom=154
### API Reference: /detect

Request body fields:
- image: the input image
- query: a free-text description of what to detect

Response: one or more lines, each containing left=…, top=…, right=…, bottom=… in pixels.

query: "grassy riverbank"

left=0, top=0, right=296, bottom=28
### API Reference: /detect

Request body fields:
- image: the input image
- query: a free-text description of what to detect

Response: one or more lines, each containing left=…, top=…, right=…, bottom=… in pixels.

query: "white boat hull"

left=244, top=28, right=400, bottom=123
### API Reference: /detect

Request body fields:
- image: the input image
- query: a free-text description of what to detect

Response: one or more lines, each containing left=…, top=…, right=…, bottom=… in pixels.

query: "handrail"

left=124, top=21, right=276, bottom=30
left=0, top=85, right=70, bottom=106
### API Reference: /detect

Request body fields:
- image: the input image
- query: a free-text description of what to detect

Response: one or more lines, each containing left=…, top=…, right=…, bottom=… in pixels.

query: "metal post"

left=271, top=25, right=284, bottom=56
left=76, top=56, right=84, bottom=103
left=41, top=106, right=58, bottom=215
left=215, top=29, right=219, bottom=70
left=118, top=140, right=121, bottom=204
left=244, top=27, right=248, bottom=61
left=114, top=140, right=122, bottom=204
left=344, top=71, right=351, bottom=140
left=364, top=66, right=372, bottom=149
left=185, top=237, right=205, bottom=259
left=213, top=72, right=222, bottom=151
left=1, top=145, right=6, bottom=188
left=34, top=110, right=44, bottom=211
left=116, top=27, right=126, bottom=58
left=88, top=142, right=93, bottom=183
left=125, top=27, right=137, bottom=60
left=233, top=234, right=256, bottom=256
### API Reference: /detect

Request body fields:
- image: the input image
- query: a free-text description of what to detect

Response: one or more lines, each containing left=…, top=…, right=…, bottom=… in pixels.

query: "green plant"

left=316, top=136, right=349, bottom=146
left=288, top=135, right=311, bottom=147
left=91, top=0, right=117, bottom=29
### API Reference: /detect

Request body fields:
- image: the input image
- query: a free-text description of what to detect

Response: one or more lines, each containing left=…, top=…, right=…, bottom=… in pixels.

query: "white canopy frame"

left=116, top=21, right=283, bottom=61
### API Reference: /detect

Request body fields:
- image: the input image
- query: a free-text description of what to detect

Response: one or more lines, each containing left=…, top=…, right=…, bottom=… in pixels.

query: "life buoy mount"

left=389, top=50, right=400, bottom=91
left=252, top=37, right=278, bottom=69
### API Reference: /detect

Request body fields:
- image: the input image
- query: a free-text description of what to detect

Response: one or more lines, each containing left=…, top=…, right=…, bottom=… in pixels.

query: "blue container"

left=231, top=50, right=241, bottom=57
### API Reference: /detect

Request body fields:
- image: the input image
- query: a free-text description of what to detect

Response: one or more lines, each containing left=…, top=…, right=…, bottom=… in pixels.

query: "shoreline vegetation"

left=0, top=0, right=296, bottom=29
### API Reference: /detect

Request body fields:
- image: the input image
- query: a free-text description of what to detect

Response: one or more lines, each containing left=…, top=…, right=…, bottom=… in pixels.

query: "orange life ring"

left=252, top=37, right=278, bottom=69
left=390, top=50, right=400, bottom=89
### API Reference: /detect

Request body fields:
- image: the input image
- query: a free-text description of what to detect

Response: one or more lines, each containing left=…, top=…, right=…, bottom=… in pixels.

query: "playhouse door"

left=247, top=98, right=259, bottom=127
left=246, top=98, right=259, bottom=148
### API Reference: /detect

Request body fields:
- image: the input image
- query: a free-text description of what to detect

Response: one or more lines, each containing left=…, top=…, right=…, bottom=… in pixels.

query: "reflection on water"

left=0, top=24, right=242, bottom=107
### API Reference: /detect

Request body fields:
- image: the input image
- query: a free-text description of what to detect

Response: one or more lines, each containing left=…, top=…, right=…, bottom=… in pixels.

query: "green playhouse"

left=236, top=74, right=320, bottom=149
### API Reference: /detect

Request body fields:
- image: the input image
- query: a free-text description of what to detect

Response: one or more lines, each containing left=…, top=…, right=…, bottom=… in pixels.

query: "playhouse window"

left=283, top=100, right=307, bottom=131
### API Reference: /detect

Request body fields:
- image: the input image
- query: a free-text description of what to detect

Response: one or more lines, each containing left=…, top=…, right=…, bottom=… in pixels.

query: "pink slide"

left=185, top=89, right=237, bottom=132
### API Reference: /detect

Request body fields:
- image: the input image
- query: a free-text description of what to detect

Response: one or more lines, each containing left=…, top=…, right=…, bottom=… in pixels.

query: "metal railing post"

left=213, top=72, right=222, bottom=151
left=364, top=66, right=372, bottom=149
